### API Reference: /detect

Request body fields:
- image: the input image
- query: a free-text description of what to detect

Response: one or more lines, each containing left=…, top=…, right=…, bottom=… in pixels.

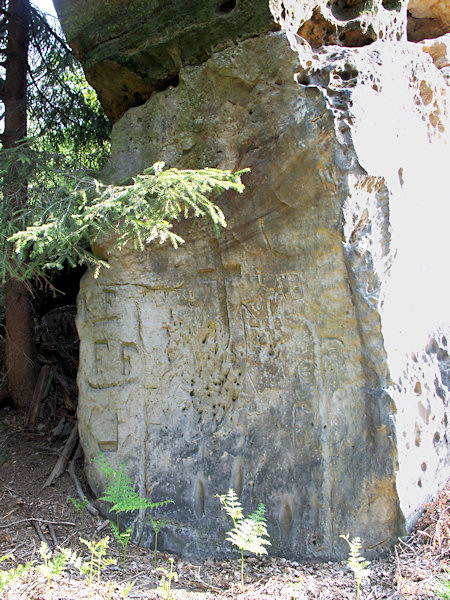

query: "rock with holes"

left=71, top=4, right=450, bottom=561
left=54, top=0, right=450, bottom=121
left=408, top=0, right=450, bottom=41
left=420, top=33, right=450, bottom=70
left=53, top=0, right=279, bottom=122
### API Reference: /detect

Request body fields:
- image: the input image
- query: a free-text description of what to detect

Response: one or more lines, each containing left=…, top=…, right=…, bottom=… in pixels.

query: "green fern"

left=226, top=503, right=271, bottom=556
left=95, top=453, right=148, bottom=515
left=79, top=536, right=116, bottom=598
left=340, top=535, right=370, bottom=600
left=217, top=488, right=271, bottom=589
left=109, top=522, right=132, bottom=567
left=95, top=454, right=147, bottom=564
left=37, top=542, right=75, bottom=599
left=69, top=496, right=89, bottom=537
left=147, top=500, right=175, bottom=567
left=96, top=454, right=173, bottom=567
left=155, top=556, right=178, bottom=600
left=0, top=554, right=33, bottom=592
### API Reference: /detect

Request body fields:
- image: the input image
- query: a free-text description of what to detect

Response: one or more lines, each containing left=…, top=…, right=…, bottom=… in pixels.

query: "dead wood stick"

left=30, top=518, right=47, bottom=543
left=187, top=567, right=222, bottom=593
left=67, top=444, right=99, bottom=517
left=47, top=523, right=58, bottom=548
left=53, top=371, right=76, bottom=412
left=28, top=364, right=51, bottom=424
left=42, top=424, right=78, bottom=490
left=0, top=518, right=75, bottom=528
left=96, top=519, right=110, bottom=533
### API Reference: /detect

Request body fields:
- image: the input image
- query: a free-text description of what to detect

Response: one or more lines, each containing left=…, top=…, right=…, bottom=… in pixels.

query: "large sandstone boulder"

left=52, top=0, right=450, bottom=561
left=74, top=24, right=450, bottom=560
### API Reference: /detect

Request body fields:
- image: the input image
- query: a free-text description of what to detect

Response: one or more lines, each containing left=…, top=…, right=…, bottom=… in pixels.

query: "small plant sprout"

left=119, top=581, right=135, bottom=599
left=0, top=554, right=33, bottom=592
left=217, top=488, right=271, bottom=590
left=106, top=580, right=135, bottom=600
left=146, top=499, right=175, bottom=567
left=37, top=542, right=74, bottom=600
left=340, top=535, right=371, bottom=600
left=155, top=556, right=178, bottom=600
left=80, top=536, right=116, bottom=599
left=69, top=495, right=89, bottom=536
left=110, top=521, right=133, bottom=566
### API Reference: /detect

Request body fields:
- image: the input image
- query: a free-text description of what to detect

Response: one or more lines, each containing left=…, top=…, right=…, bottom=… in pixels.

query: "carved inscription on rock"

left=79, top=287, right=142, bottom=389
left=241, top=271, right=306, bottom=388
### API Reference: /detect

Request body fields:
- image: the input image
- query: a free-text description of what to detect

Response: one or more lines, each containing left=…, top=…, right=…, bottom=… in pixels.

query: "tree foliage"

left=0, top=4, right=247, bottom=284
left=1, top=4, right=111, bottom=164
left=0, top=145, right=248, bottom=282
left=26, top=4, right=110, bottom=167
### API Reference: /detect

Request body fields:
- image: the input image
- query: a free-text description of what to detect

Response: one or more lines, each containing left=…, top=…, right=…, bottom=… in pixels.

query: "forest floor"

left=0, top=407, right=448, bottom=600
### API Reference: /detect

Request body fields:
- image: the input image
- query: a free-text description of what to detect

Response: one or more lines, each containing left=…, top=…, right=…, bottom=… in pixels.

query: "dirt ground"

left=0, top=407, right=448, bottom=600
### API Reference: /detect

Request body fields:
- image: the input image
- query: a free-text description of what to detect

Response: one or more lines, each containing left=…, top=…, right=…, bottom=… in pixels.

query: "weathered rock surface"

left=420, top=32, right=450, bottom=69
left=53, top=0, right=279, bottom=121
left=73, top=11, right=450, bottom=561
left=52, top=0, right=427, bottom=119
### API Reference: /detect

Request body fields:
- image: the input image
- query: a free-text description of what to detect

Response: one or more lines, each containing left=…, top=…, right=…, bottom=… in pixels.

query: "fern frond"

left=226, top=503, right=271, bottom=555
left=217, top=488, right=244, bottom=522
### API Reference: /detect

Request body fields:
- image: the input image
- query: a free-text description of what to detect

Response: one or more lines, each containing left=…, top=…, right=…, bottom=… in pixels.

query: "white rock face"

left=76, top=31, right=449, bottom=560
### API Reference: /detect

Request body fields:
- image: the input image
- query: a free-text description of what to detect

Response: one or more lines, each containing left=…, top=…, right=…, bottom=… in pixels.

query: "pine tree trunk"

left=2, top=0, right=36, bottom=410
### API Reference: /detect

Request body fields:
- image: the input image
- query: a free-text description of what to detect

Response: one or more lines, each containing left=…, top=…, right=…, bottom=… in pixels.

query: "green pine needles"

left=0, top=145, right=249, bottom=281
left=217, top=488, right=271, bottom=590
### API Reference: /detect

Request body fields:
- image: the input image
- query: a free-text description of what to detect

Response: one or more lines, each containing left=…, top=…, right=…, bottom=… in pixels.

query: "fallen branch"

left=96, top=519, right=110, bottom=533
left=53, top=370, right=76, bottom=412
left=30, top=518, right=47, bottom=543
left=28, top=364, right=51, bottom=424
left=47, top=522, right=58, bottom=548
left=0, top=518, right=76, bottom=528
left=41, top=424, right=78, bottom=490
left=67, top=443, right=99, bottom=517
left=187, top=567, right=222, bottom=593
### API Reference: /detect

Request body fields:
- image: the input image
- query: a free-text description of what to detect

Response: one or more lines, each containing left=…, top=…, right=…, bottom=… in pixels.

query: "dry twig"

left=41, top=424, right=78, bottom=490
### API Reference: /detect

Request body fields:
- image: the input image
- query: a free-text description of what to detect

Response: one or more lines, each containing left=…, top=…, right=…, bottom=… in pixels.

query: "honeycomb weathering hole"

left=216, top=0, right=237, bottom=14
left=331, top=0, right=367, bottom=22
left=297, top=8, right=378, bottom=48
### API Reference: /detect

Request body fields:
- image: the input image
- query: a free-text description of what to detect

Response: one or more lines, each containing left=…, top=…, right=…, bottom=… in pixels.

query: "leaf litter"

left=0, top=410, right=448, bottom=599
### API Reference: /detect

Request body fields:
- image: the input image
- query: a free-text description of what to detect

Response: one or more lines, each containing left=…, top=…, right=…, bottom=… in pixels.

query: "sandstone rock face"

left=52, top=0, right=278, bottom=121
left=74, top=15, right=450, bottom=561
left=78, top=33, right=405, bottom=560
left=420, top=32, right=450, bottom=69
